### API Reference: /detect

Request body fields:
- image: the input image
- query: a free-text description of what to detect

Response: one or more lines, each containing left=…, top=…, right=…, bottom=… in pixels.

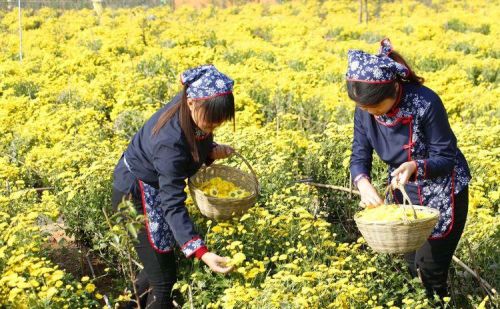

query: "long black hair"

left=347, top=51, right=425, bottom=106
left=152, top=86, right=235, bottom=162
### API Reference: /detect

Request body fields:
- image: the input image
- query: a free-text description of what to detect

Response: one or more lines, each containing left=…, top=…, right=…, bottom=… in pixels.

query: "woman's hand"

left=357, top=178, right=383, bottom=208
left=390, top=161, right=417, bottom=188
left=201, top=252, right=233, bottom=274
left=209, top=144, right=234, bottom=160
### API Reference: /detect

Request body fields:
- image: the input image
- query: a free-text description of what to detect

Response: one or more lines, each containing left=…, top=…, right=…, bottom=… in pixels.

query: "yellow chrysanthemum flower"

left=200, top=177, right=250, bottom=199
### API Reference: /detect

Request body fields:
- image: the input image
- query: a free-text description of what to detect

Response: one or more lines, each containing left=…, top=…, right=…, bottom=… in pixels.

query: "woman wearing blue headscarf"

left=346, top=39, right=471, bottom=300
left=112, top=65, right=235, bottom=308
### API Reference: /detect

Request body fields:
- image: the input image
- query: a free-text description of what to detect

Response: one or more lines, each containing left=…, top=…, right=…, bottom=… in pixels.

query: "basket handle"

left=384, top=184, right=418, bottom=222
left=231, top=151, right=260, bottom=194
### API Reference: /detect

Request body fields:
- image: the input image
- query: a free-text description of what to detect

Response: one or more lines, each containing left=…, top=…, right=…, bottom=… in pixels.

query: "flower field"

left=0, top=0, right=498, bottom=308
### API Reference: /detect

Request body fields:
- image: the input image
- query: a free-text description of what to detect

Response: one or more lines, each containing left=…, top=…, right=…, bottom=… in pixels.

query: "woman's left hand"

left=390, top=161, right=417, bottom=188
left=210, top=144, right=234, bottom=160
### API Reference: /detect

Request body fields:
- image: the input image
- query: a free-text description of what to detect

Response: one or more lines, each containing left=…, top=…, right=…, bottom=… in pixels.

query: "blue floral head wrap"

left=346, top=38, right=409, bottom=83
left=180, top=64, right=234, bottom=100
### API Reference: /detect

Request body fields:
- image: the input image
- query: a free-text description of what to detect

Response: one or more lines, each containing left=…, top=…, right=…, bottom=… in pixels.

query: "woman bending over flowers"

left=112, top=65, right=235, bottom=308
left=347, top=39, right=471, bottom=300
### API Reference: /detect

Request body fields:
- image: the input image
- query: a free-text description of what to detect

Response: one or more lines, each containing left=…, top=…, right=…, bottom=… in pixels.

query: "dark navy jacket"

left=113, top=93, right=214, bottom=255
left=350, top=83, right=471, bottom=238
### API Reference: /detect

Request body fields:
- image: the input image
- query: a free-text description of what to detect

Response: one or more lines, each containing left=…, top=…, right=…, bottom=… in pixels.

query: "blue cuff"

left=353, top=173, right=370, bottom=188
left=181, top=237, right=206, bottom=258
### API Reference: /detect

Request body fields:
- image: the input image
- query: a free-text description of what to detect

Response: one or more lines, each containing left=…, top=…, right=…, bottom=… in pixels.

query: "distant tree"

left=359, top=0, right=369, bottom=23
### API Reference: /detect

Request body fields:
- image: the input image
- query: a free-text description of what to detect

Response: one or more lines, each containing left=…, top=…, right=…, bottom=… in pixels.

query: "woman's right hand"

left=357, top=178, right=383, bottom=208
left=201, top=252, right=233, bottom=274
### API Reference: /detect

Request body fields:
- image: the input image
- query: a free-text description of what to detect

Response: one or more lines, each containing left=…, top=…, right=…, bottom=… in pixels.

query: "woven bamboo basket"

left=188, top=152, right=259, bottom=221
left=354, top=185, right=439, bottom=254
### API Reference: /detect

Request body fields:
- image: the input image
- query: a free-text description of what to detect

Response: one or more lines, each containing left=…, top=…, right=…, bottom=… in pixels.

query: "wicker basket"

left=188, top=152, right=259, bottom=221
left=354, top=185, right=440, bottom=254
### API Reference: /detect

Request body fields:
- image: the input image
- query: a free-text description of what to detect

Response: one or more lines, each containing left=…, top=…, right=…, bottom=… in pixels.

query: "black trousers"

left=404, top=186, right=468, bottom=299
left=112, top=182, right=177, bottom=309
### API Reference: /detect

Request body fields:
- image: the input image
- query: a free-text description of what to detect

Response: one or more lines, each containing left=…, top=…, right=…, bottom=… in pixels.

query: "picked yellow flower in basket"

left=188, top=152, right=259, bottom=221
left=199, top=177, right=251, bottom=199
left=354, top=184, right=439, bottom=254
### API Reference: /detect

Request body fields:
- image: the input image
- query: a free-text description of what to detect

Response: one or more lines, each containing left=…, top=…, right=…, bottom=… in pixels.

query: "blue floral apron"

left=376, top=105, right=459, bottom=239
left=123, top=156, right=206, bottom=256
left=124, top=156, right=175, bottom=253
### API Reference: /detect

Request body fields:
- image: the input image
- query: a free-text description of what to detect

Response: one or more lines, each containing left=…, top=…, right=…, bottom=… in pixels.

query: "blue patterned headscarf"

left=180, top=64, right=234, bottom=100
left=346, top=38, right=410, bottom=83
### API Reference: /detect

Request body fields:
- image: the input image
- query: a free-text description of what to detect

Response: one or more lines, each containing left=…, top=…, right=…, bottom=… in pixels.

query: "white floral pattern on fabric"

left=346, top=49, right=409, bottom=82
left=379, top=91, right=470, bottom=238
left=180, top=64, right=234, bottom=100
left=415, top=159, right=427, bottom=179
left=141, top=181, right=176, bottom=252
left=181, top=237, right=206, bottom=257
left=421, top=175, right=455, bottom=237
left=124, top=157, right=207, bottom=256
left=379, top=38, right=393, bottom=55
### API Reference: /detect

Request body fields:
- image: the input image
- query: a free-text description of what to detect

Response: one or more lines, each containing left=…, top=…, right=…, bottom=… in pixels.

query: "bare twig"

left=102, top=207, right=145, bottom=306
left=85, top=253, right=96, bottom=278
left=6, top=180, right=12, bottom=208
left=84, top=252, right=112, bottom=308
left=12, top=187, right=55, bottom=194
left=358, top=0, right=362, bottom=23
left=301, top=181, right=360, bottom=196
left=102, top=207, right=114, bottom=230
left=464, top=238, right=493, bottom=297
left=452, top=256, right=497, bottom=297
left=1, top=152, right=43, bottom=175
left=18, top=0, right=23, bottom=61
left=127, top=250, right=141, bottom=308
left=103, top=208, right=144, bottom=270
left=107, top=241, right=144, bottom=269
left=349, top=174, right=353, bottom=199
left=364, top=0, right=368, bottom=23
left=33, top=187, right=55, bottom=191
left=188, top=284, right=194, bottom=309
